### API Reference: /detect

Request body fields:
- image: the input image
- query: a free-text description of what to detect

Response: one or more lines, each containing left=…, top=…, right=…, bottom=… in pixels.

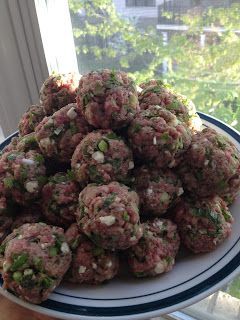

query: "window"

left=126, top=0, right=156, bottom=7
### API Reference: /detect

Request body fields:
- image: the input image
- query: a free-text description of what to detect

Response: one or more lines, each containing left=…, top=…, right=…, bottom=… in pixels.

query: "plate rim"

left=0, top=112, right=240, bottom=320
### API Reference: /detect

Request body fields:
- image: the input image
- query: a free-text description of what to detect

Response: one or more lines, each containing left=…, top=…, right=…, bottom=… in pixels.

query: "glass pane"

left=68, top=0, right=240, bottom=131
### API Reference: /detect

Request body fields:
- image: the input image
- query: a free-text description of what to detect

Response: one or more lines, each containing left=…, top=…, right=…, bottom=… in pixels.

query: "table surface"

left=0, top=295, right=57, bottom=320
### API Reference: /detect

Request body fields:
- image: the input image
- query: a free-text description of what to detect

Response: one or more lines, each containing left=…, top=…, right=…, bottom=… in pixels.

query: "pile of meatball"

left=0, top=70, right=239, bottom=304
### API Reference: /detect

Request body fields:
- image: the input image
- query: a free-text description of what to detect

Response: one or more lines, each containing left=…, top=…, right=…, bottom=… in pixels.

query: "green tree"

left=69, top=0, right=240, bottom=131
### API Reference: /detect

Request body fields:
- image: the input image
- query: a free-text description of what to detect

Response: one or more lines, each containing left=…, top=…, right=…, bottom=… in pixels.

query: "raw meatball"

left=173, top=196, right=233, bottom=253
left=35, top=103, right=91, bottom=163
left=18, top=105, right=45, bottom=136
left=71, top=130, right=134, bottom=185
left=0, top=150, right=47, bottom=205
left=76, top=182, right=143, bottom=250
left=40, top=73, right=80, bottom=115
left=2, top=223, right=71, bottom=304
left=133, top=165, right=183, bottom=216
left=65, top=223, right=119, bottom=284
left=139, top=80, right=201, bottom=131
left=76, top=69, right=139, bottom=129
left=41, top=172, right=80, bottom=228
left=128, top=218, right=180, bottom=277
left=178, top=128, right=240, bottom=202
left=11, top=205, right=43, bottom=231
left=128, top=105, right=192, bottom=168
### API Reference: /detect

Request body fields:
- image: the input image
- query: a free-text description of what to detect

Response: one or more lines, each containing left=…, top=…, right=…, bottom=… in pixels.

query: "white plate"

left=0, top=112, right=240, bottom=320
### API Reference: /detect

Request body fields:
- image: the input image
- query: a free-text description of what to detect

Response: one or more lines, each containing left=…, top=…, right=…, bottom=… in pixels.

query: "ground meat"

left=0, top=150, right=47, bottom=205
left=128, top=105, right=192, bottom=168
left=18, top=105, right=46, bottom=136
left=35, top=103, right=91, bottom=163
left=2, top=223, right=72, bottom=304
left=41, top=172, right=80, bottom=228
left=128, top=218, right=180, bottom=277
left=16, top=133, right=41, bottom=153
left=0, top=214, right=13, bottom=244
left=71, top=130, right=134, bottom=185
left=76, top=69, right=139, bottom=129
left=139, top=80, right=201, bottom=131
left=173, top=196, right=233, bottom=253
left=65, top=223, right=119, bottom=284
left=76, top=182, right=143, bottom=250
left=133, top=165, right=183, bottom=216
left=11, top=205, right=43, bottom=231
left=178, top=127, right=240, bottom=203
left=40, top=73, right=80, bottom=115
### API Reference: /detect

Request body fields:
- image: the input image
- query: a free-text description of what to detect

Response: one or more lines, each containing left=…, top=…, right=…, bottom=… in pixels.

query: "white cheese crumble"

left=106, top=261, right=112, bottom=268
left=177, top=187, right=184, bottom=196
left=128, top=161, right=134, bottom=170
left=92, top=151, right=104, bottom=163
left=154, top=261, right=166, bottom=274
left=204, top=159, right=209, bottom=166
left=21, top=158, right=35, bottom=165
left=99, top=215, right=116, bottom=226
left=25, top=181, right=39, bottom=193
left=153, top=136, right=157, bottom=145
left=67, top=107, right=77, bottom=119
left=146, top=188, right=153, bottom=195
left=130, top=236, right=136, bottom=241
left=92, top=263, right=97, bottom=269
left=78, top=266, right=87, bottom=274
left=61, top=242, right=70, bottom=254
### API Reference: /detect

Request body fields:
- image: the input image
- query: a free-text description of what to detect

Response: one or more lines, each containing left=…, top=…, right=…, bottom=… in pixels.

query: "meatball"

left=76, top=69, right=139, bottom=129
left=128, top=218, right=180, bottom=277
left=65, top=223, right=119, bottom=284
left=0, top=150, right=47, bottom=205
left=128, top=105, right=192, bottom=168
left=11, top=205, right=43, bottom=231
left=178, top=128, right=240, bottom=202
left=41, top=172, right=80, bottom=228
left=173, top=196, right=233, bottom=253
left=2, top=223, right=71, bottom=304
left=18, top=105, right=45, bottom=136
left=138, top=80, right=201, bottom=131
left=133, top=165, right=183, bottom=216
left=76, top=182, right=143, bottom=250
left=35, top=103, right=91, bottom=163
left=71, top=130, right=134, bottom=185
left=40, top=73, right=80, bottom=115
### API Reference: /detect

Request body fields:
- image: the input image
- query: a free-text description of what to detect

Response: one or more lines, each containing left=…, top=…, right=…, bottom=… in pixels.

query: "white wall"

left=0, top=1, right=48, bottom=137
left=113, top=0, right=164, bottom=18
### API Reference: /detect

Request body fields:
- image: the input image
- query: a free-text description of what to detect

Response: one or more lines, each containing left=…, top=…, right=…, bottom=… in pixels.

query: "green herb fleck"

left=105, top=132, right=120, bottom=140
left=34, top=154, right=44, bottom=164
left=13, top=271, right=23, bottom=283
left=3, top=177, right=14, bottom=189
left=123, top=212, right=130, bottom=221
left=49, top=246, right=58, bottom=257
left=11, top=253, right=29, bottom=272
left=98, top=140, right=109, bottom=153
left=92, top=247, right=104, bottom=256
left=103, top=193, right=117, bottom=208
left=132, top=123, right=141, bottom=133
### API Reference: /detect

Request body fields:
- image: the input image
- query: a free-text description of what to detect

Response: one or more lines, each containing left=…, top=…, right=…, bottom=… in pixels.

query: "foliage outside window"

left=69, top=0, right=240, bottom=131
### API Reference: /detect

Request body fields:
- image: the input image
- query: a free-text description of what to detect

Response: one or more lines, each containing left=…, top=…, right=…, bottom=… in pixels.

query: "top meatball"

left=139, top=80, right=201, bottom=131
left=35, top=104, right=91, bottom=163
left=76, top=69, right=139, bottom=129
left=178, top=128, right=240, bottom=202
left=18, top=105, right=46, bottom=136
left=128, top=105, right=192, bottom=168
left=71, top=130, right=134, bottom=185
left=40, top=73, right=80, bottom=115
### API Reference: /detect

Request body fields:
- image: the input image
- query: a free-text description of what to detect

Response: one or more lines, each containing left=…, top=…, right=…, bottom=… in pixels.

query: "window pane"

left=68, top=0, right=240, bottom=131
